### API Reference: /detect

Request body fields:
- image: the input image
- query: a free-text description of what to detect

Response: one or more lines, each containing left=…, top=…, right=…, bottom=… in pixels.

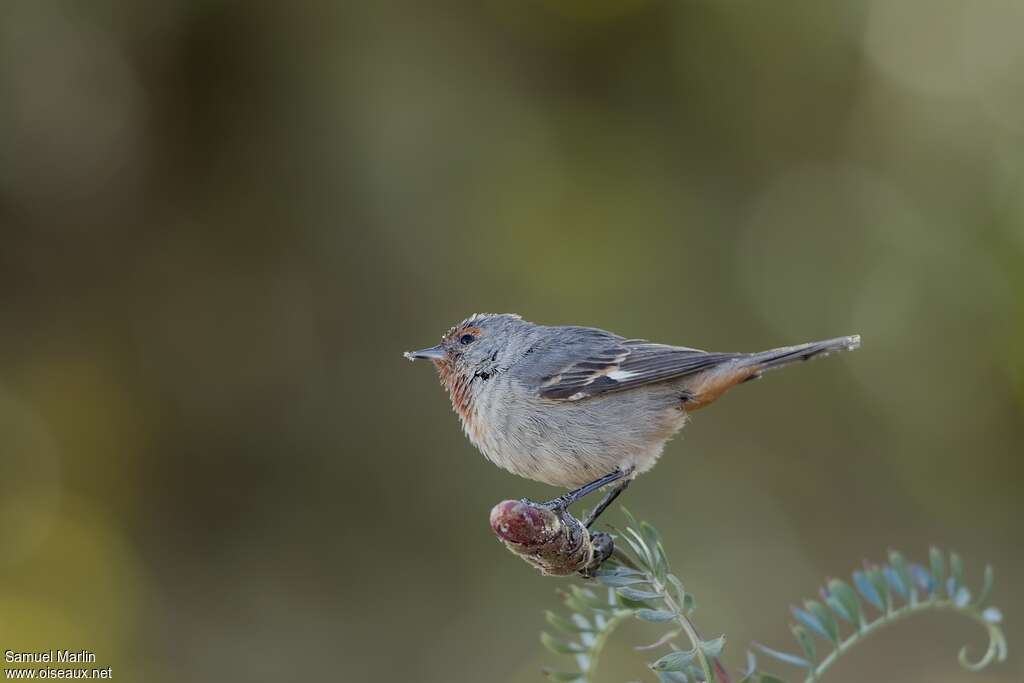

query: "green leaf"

left=655, top=671, right=689, bottom=683
left=613, top=527, right=653, bottom=570
left=888, top=551, right=913, bottom=598
left=976, top=565, right=994, bottom=607
left=545, top=610, right=590, bottom=634
left=737, top=651, right=758, bottom=683
left=595, top=574, right=649, bottom=587
left=791, top=624, right=816, bottom=666
left=594, top=565, right=645, bottom=578
left=569, top=586, right=607, bottom=610
left=617, top=595, right=656, bottom=610
left=754, top=642, right=809, bottom=669
left=982, top=607, right=1003, bottom=624
left=651, top=648, right=697, bottom=672
left=866, top=566, right=891, bottom=611
left=791, top=607, right=829, bottom=642
left=699, top=635, right=726, bottom=658
left=640, top=520, right=663, bottom=552
left=827, top=579, right=862, bottom=626
left=909, top=564, right=935, bottom=595
left=654, top=541, right=670, bottom=584
left=625, top=527, right=657, bottom=568
left=950, top=552, right=965, bottom=592
left=562, top=593, right=595, bottom=614
left=824, top=594, right=850, bottom=623
left=852, top=571, right=882, bottom=611
left=638, top=522, right=669, bottom=583
left=571, top=613, right=592, bottom=631
left=636, top=609, right=677, bottom=623
left=635, top=630, right=681, bottom=651
left=805, top=601, right=838, bottom=644
left=542, top=670, right=584, bottom=682
left=883, top=566, right=908, bottom=600
left=616, top=587, right=663, bottom=602
left=930, top=546, right=946, bottom=591
left=668, top=574, right=686, bottom=606
left=540, top=632, right=584, bottom=655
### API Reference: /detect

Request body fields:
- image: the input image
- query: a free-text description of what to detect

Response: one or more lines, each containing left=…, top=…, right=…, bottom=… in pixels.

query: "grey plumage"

left=406, top=314, right=860, bottom=489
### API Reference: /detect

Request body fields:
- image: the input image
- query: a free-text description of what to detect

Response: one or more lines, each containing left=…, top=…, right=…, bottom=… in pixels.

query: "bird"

left=405, top=313, right=859, bottom=526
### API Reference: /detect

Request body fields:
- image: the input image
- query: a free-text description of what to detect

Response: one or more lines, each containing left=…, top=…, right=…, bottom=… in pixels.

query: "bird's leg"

left=582, top=478, right=631, bottom=528
left=539, top=468, right=631, bottom=511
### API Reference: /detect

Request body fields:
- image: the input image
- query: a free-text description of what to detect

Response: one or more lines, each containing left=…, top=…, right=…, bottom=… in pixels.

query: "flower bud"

left=490, top=499, right=611, bottom=576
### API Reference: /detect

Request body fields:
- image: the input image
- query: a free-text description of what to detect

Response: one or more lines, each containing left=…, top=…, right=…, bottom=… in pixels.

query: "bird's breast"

left=438, top=365, right=486, bottom=444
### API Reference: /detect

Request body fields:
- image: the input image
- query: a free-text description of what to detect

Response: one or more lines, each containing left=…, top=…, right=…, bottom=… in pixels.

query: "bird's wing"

left=533, top=333, right=740, bottom=401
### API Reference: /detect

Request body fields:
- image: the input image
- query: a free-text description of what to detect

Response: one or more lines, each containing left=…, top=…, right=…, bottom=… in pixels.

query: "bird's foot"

left=577, top=531, right=614, bottom=579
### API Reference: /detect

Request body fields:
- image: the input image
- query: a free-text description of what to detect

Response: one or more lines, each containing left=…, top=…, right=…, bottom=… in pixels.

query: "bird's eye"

left=460, top=334, right=476, bottom=345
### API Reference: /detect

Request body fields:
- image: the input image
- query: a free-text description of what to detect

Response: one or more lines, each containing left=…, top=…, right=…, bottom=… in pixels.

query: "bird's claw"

left=578, top=531, right=614, bottom=579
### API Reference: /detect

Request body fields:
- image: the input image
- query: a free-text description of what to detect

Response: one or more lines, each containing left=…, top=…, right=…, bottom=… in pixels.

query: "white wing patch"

left=607, top=370, right=638, bottom=381
left=539, top=340, right=738, bottom=402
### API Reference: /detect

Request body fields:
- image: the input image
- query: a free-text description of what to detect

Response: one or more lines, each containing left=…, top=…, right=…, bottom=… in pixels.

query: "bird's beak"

left=403, top=345, right=447, bottom=362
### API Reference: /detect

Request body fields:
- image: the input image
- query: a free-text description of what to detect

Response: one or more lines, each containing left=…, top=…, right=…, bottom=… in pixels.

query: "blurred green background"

left=1, top=1, right=1022, bottom=681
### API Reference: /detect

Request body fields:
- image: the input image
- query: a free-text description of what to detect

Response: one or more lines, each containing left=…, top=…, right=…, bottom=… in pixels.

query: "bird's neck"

left=435, top=362, right=478, bottom=435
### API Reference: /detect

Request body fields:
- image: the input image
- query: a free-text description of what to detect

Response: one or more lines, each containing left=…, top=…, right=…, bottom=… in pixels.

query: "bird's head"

left=405, top=313, right=532, bottom=431
left=404, top=313, right=528, bottom=383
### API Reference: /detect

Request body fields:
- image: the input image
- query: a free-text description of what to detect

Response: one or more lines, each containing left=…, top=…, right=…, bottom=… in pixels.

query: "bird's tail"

left=743, top=335, right=861, bottom=372
left=681, top=335, right=860, bottom=410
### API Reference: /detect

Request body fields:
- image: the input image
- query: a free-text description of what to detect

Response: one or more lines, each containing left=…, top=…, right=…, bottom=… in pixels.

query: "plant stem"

left=803, top=599, right=992, bottom=683
left=655, top=576, right=717, bottom=683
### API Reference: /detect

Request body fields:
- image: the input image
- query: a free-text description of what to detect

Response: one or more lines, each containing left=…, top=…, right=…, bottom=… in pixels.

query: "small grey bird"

left=406, top=313, right=859, bottom=525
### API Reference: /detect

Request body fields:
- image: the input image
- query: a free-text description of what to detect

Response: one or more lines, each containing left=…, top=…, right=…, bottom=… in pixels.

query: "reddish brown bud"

left=490, top=500, right=559, bottom=544
left=490, top=499, right=612, bottom=576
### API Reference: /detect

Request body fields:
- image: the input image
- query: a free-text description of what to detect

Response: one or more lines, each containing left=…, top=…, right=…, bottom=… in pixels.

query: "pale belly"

left=463, top=380, right=688, bottom=489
